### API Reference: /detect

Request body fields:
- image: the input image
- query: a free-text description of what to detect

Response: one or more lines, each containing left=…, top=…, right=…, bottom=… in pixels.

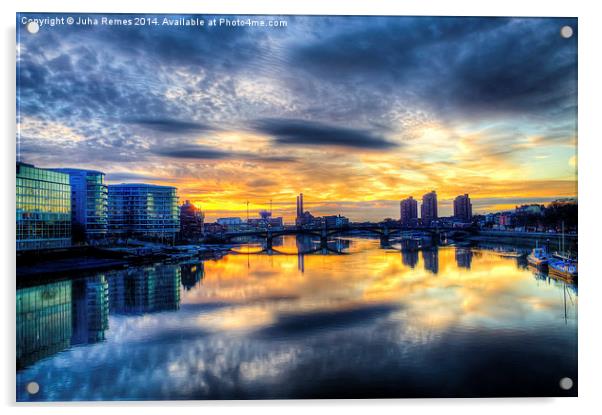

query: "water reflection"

left=422, top=247, right=439, bottom=274
left=17, top=237, right=577, bottom=400
left=181, top=263, right=205, bottom=291
left=401, top=249, right=419, bottom=269
left=71, top=276, right=109, bottom=345
left=108, top=264, right=181, bottom=315
left=17, top=280, right=72, bottom=370
left=17, top=263, right=182, bottom=370
left=455, top=248, right=473, bottom=269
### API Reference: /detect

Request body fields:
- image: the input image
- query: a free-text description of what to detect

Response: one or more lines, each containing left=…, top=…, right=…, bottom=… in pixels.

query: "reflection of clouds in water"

left=17, top=311, right=430, bottom=400
left=186, top=241, right=576, bottom=336
left=16, top=240, right=578, bottom=400
left=239, top=348, right=301, bottom=382
left=18, top=319, right=576, bottom=399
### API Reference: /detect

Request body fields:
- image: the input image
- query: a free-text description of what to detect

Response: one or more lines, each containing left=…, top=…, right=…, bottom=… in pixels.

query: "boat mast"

left=563, top=282, right=567, bottom=325
left=560, top=221, right=567, bottom=257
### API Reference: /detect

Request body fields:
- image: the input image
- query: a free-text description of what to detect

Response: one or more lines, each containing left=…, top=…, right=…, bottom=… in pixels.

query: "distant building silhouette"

left=324, top=215, right=349, bottom=228
left=400, top=196, right=418, bottom=226
left=421, top=191, right=438, bottom=226
left=453, top=194, right=472, bottom=223
left=216, top=217, right=242, bottom=226
left=296, top=193, right=304, bottom=219
left=180, top=200, right=205, bottom=241
left=296, top=193, right=318, bottom=227
left=248, top=210, right=284, bottom=229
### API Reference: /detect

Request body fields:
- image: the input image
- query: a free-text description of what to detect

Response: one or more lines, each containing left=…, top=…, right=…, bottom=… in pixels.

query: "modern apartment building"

left=108, top=184, right=179, bottom=240
left=52, top=168, right=108, bottom=241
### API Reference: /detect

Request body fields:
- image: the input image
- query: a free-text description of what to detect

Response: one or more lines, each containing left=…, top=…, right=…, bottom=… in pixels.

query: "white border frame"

left=3, top=1, right=601, bottom=414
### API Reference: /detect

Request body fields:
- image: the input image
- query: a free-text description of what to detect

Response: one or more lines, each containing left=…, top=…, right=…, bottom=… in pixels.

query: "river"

left=16, top=235, right=578, bottom=400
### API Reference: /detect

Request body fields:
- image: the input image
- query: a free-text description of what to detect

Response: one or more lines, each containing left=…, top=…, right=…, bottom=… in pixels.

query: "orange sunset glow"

left=17, top=15, right=577, bottom=222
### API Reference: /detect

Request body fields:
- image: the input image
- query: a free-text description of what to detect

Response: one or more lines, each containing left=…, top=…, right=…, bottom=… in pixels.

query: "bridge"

left=220, top=224, right=462, bottom=249
left=218, top=224, right=576, bottom=252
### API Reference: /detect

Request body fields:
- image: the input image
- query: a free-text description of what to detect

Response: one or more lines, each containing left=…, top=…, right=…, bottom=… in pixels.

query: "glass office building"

left=16, top=162, right=71, bottom=251
left=52, top=169, right=108, bottom=241
left=108, top=184, right=179, bottom=240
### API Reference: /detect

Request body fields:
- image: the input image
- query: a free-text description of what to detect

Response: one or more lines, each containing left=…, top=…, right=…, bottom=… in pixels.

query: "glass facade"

left=108, top=184, right=179, bottom=239
left=16, top=162, right=71, bottom=251
left=16, top=280, right=72, bottom=369
left=52, top=169, right=108, bottom=241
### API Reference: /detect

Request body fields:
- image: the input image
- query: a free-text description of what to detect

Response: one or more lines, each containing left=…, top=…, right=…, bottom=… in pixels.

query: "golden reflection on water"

left=182, top=237, right=577, bottom=333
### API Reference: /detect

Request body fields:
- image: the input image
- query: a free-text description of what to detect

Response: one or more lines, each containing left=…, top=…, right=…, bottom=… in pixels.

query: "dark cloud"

left=254, top=118, right=398, bottom=149
left=289, top=17, right=577, bottom=118
left=290, top=17, right=510, bottom=81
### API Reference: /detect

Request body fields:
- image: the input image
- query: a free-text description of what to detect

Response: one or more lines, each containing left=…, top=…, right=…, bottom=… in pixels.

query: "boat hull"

left=527, top=254, right=548, bottom=267
left=549, top=260, right=578, bottom=280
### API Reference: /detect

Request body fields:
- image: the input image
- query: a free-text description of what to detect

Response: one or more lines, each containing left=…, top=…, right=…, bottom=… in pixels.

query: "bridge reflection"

left=229, top=235, right=351, bottom=273
left=230, top=235, right=350, bottom=256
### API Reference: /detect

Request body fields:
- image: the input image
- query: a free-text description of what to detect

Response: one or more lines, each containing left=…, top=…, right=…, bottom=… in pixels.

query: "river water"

left=16, top=236, right=577, bottom=400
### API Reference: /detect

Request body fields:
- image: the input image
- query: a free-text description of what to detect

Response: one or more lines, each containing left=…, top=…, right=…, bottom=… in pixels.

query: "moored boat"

left=549, top=257, right=578, bottom=279
left=547, top=221, right=577, bottom=279
left=527, top=246, right=549, bottom=267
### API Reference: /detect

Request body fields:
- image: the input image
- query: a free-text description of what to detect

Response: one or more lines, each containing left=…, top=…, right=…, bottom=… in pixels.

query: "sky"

left=16, top=14, right=578, bottom=222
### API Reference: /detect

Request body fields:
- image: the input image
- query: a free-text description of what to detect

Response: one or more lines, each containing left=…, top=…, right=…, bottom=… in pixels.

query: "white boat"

left=527, top=245, right=549, bottom=267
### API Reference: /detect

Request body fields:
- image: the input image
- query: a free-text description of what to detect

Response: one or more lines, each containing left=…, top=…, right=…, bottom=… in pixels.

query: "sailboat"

left=549, top=221, right=578, bottom=280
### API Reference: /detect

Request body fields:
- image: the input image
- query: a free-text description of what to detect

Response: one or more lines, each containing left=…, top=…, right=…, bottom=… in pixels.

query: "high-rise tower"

left=421, top=191, right=438, bottom=227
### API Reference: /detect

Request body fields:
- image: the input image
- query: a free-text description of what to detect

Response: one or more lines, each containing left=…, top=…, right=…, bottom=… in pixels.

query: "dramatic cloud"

left=254, top=118, right=398, bottom=149
left=16, top=14, right=578, bottom=220
left=289, top=17, right=577, bottom=119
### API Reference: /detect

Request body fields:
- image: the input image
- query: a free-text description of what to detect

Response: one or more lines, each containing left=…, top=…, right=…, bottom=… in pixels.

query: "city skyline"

left=17, top=158, right=577, bottom=223
left=17, top=15, right=577, bottom=222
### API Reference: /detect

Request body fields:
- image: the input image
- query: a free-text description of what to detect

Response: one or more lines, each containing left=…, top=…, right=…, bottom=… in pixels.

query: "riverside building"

left=51, top=169, right=108, bottom=241
left=108, top=184, right=179, bottom=241
left=16, top=162, right=71, bottom=251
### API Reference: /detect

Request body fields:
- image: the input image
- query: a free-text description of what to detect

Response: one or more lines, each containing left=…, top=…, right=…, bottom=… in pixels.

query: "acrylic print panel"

left=16, top=13, right=578, bottom=401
